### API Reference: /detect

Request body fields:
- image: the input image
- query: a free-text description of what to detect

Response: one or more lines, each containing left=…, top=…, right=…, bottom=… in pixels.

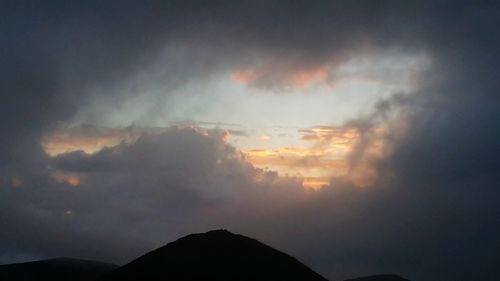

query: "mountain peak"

left=0, top=231, right=412, bottom=281
left=101, top=229, right=328, bottom=281
left=205, top=228, right=231, bottom=234
left=179, top=229, right=235, bottom=240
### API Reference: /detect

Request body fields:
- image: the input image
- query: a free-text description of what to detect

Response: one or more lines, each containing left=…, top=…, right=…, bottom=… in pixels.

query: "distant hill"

left=100, top=229, right=328, bottom=281
left=0, top=257, right=118, bottom=281
left=344, top=274, right=411, bottom=281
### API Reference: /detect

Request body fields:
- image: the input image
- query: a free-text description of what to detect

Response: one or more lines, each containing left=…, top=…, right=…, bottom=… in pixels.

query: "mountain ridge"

left=344, top=274, right=411, bottom=281
left=0, top=230, right=411, bottom=281
left=0, top=257, right=118, bottom=281
left=100, top=229, right=328, bottom=281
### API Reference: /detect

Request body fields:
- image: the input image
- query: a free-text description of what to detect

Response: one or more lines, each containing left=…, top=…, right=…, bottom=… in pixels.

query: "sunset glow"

left=41, top=123, right=391, bottom=189
left=40, top=52, right=421, bottom=189
left=232, top=66, right=329, bottom=89
left=53, top=172, right=82, bottom=186
left=41, top=129, right=124, bottom=156
left=3, top=3, right=496, bottom=280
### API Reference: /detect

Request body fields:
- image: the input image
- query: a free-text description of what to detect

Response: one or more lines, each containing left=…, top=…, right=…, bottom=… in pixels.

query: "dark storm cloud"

left=1, top=1, right=500, bottom=281
left=0, top=127, right=304, bottom=263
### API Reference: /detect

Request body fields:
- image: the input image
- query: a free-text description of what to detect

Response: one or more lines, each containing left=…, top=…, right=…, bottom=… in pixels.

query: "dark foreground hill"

left=0, top=258, right=118, bottom=281
left=344, top=274, right=410, bottom=281
left=100, top=229, right=328, bottom=281
left=0, top=230, right=411, bottom=281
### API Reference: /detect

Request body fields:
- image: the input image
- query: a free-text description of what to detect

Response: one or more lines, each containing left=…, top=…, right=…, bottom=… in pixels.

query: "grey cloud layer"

left=1, top=1, right=500, bottom=281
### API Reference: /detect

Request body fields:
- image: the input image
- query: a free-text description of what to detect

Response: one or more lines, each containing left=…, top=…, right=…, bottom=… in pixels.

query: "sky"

left=0, top=1, right=499, bottom=280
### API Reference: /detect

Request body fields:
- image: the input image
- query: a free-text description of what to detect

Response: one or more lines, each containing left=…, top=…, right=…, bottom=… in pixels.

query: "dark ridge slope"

left=101, top=229, right=328, bottom=281
left=0, top=257, right=118, bottom=281
left=344, top=274, right=410, bottom=281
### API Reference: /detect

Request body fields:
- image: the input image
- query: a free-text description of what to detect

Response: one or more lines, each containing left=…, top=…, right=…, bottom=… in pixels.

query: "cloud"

left=232, top=65, right=330, bottom=90
left=0, top=126, right=308, bottom=262
left=0, top=1, right=500, bottom=281
left=40, top=124, right=170, bottom=156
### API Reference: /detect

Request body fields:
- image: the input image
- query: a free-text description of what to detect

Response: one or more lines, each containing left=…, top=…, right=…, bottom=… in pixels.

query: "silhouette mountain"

left=0, top=231, right=412, bottom=281
left=0, top=257, right=118, bottom=281
left=100, top=229, right=328, bottom=281
left=344, top=274, right=410, bottom=281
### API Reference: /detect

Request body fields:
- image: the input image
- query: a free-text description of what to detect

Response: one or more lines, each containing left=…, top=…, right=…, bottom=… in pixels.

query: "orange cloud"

left=53, top=171, right=82, bottom=186
left=299, top=126, right=358, bottom=144
left=42, top=134, right=122, bottom=156
left=243, top=125, right=396, bottom=189
left=11, top=177, right=23, bottom=187
left=243, top=138, right=352, bottom=190
left=41, top=126, right=130, bottom=156
left=231, top=70, right=254, bottom=85
left=231, top=65, right=330, bottom=90
left=42, top=125, right=237, bottom=157
left=302, top=177, right=330, bottom=189
left=290, top=67, right=327, bottom=89
left=41, top=125, right=171, bottom=157
left=42, top=124, right=397, bottom=190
